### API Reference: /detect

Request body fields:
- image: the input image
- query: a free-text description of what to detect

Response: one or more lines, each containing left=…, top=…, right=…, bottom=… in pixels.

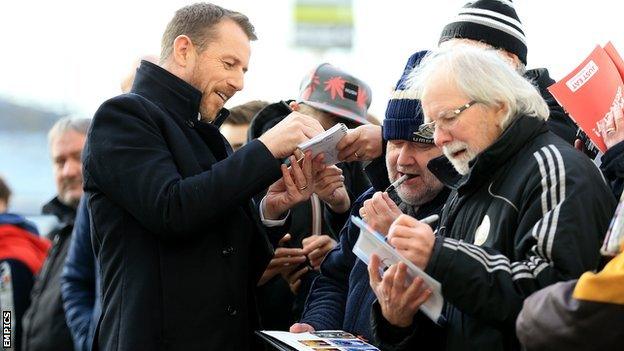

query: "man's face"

left=189, top=19, right=251, bottom=122
left=421, top=70, right=505, bottom=175
left=385, top=140, right=444, bottom=206
left=50, top=130, right=86, bottom=208
left=220, top=123, right=249, bottom=151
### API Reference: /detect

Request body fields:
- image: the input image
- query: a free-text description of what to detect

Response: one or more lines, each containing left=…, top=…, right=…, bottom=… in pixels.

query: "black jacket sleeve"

left=600, top=140, right=624, bottom=199
left=83, top=95, right=283, bottom=239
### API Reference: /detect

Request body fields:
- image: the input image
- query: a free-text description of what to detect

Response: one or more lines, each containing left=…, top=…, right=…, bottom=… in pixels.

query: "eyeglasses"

left=416, top=100, right=478, bottom=139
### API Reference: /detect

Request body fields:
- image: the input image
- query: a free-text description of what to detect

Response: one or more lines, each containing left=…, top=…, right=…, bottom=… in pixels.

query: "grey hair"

left=408, top=45, right=548, bottom=130
left=48, top=116, right=92, bottom=145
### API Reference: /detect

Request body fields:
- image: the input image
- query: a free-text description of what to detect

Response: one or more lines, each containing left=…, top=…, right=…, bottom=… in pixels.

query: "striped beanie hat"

left=383, top=50, right=433, bottom=143
left=439, top=0, right=527, bottom=65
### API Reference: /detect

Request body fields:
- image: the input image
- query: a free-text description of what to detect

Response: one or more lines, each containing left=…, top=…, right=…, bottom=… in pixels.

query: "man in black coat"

left=82, top=3, right=324, bottom=351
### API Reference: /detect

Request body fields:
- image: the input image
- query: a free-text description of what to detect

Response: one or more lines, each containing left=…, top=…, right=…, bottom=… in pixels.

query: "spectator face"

left=221, top=123, right=249, bottom=151
left=385, top=140, right=444, bottom=206
left=421, top=71, right=505, bottom=175
left=50, top=130, right=86, bottom=207
left=189, top=19, right=250, bottom=121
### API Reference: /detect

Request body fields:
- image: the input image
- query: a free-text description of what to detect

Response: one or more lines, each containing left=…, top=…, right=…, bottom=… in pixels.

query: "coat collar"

left=130, top=60, right=230, bottom=127
left=42, top=197, right=77, bottom=228
left=429, top=115, right=549, bottom=191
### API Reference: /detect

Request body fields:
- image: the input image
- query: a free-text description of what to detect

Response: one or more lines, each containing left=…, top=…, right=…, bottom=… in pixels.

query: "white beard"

left=443, top=141, right=478, bottom=175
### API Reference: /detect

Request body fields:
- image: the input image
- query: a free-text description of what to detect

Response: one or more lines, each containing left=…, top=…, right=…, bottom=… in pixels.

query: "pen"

left=384, top=174, right=415, bottom=193
left=419, top=214, right=439, bottom=225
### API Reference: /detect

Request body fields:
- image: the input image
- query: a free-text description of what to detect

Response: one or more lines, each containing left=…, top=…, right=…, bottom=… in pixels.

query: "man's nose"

left=434, top=127, right=452, bottom=148
left=62, top=158, right=82, bottom=178
left=228, top=72, right=244, bottom=92
left=397, top=143, right=414, bottom=166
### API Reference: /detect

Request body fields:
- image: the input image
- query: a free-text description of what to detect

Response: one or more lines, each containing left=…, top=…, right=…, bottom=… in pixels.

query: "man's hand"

left=387, top=214, right=435, bottom=270
left=602, top=106, right=624, bottom=149
left=337, top=124, right=383, bottom=162
left=302, top=234, right=337, bottom=269
left=289, top=323, right=315, bottom=333
left=368, top=255, right=432, bottom=328
left=359, top=192, right=402, bottom=236
left=313, top=164, right=350, bottom=214
left=264, top=151, right=319, bottom=220
left=258, top=112, right=324, bottom=159
left=283, top=265, right=310, bottom=294
left=258, top=234, right=307, bottom=286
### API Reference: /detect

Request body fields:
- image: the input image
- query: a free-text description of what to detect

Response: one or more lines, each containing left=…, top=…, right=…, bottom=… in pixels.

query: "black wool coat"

left=83, top=61, right=284, bottom=351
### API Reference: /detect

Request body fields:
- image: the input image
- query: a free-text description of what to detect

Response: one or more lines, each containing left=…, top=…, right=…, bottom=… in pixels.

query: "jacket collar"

left=130, top=60, right=230, bottom=127
left=42, top=197, right=77, bottom=228
left=0, top=213, right=39, bottom=234
left=429, top=115, right=549, bottom=191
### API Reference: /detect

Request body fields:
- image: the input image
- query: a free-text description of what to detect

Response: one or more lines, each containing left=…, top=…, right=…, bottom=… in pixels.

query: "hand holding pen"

left=386, top=214, right=438, bottom=270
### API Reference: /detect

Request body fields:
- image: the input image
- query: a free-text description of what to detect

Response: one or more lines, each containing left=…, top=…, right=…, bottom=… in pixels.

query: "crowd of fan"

left=1, top=1, right=622, bottom=350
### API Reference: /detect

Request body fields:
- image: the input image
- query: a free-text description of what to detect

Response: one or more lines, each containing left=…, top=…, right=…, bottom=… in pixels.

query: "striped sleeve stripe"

left=442, top=239, right=511, bottom=273
left=531, top=145, right=566, bottom=262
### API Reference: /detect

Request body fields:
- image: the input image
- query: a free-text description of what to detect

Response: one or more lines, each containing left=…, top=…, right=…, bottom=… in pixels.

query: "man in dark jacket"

left=250, top=64, right=373, bottom=330
left=369, top=45, right=615, bottom=351
left=82, top=3, right=324, bottom=350
left=21, top=117, right=91, bottom=351
left=290, top=50, right=450, bottom=341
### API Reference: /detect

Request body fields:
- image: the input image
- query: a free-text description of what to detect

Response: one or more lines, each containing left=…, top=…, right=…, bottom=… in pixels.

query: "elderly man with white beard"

left=368, top=45, right=616, bottom=351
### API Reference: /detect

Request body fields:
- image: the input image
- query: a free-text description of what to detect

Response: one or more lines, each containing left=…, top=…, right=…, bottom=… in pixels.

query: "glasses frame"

left=416, top=100, right=478, bottom=139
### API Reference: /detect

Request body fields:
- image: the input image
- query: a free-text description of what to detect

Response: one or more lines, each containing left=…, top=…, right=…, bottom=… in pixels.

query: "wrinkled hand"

left=264, top=151, right=318, bottom=220
left=313, top=164, right=350, bottom=213
left=258, top=111, right=325, bottom=159
left=368, top=255, right=432, bottom=328
left=337, top=124, right=383, bottom=162
left=302, top=234, right=337, bottom=269
left=601, top=107, right=624, bottom=149
left=387, top=215, right=435, bottom=270
left=289, top=323, right=315, bottom=333
left=359, top=192, right=402, bottom=236
left=258, top=234, right=307, bottom=286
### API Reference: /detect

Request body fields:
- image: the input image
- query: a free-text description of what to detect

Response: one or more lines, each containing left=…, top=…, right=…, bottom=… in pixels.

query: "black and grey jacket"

left=372, top=115, right=616, bottom=351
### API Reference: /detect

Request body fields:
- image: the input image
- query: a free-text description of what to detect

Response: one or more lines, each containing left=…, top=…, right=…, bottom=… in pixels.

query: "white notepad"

left=297, top=123, right=347, bottom=166
left=351, top=215, right=445, bottom=324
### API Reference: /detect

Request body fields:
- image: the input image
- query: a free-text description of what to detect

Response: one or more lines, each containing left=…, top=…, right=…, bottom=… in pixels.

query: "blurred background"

left=0, top=0, right=622, bottom=215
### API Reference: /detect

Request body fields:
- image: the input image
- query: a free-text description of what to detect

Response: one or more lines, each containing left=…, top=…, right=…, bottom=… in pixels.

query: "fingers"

left=614, top=107, right=624, bottom=130
left=289, top=155, right=307, bottom=189
left=281, top=164, right=297, bottom=193
left=382, top=192, right=400, bottom=212
left=278, top=233, right=292, bottom=246
left=380, top=264, right=397, bottom=302
left=289, top=323, right=315, bottom=333
left=274, top=247, right=307, bottom=258
left=370, top=192, right=391, bottom=214
left=390, top=262, right=408, bottom=301
left=368, top=254, right=383, bottom=288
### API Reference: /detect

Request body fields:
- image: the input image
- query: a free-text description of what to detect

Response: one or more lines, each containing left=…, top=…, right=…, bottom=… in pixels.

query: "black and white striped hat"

left=439, top=0, right=527, bottom=64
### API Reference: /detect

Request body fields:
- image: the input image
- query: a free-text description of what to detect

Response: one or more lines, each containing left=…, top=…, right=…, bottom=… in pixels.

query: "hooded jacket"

left=373, top=116, right=616, bottom=351
left=0, top=213, right=50, bottom=351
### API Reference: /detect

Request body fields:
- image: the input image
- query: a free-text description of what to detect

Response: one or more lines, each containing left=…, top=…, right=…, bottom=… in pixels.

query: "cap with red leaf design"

left=298, top=63, right=372, bottom=125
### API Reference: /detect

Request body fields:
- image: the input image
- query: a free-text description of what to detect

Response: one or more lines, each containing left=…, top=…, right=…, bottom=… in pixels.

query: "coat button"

left=222, top=246, right=234, bottom=256
left=226, top=305, right=237, bottom=316
left=185, top=119, right=195, bottom=128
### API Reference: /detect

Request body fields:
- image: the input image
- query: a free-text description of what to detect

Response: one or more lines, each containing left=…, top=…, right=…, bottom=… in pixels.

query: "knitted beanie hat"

left=439, top=0, right=527, bottom=65
left=383, top=50, right=432, bottom=143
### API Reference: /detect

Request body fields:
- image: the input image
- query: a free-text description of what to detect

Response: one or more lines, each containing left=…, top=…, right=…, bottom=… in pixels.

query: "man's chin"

left=447, top=156, right=470, bottom=175
left=60, top=192, right=82, bottom=208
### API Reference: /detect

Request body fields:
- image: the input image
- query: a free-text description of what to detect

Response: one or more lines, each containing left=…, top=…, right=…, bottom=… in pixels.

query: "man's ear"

left=172, top=35, right=195, bottom=67
left=494, top=101, right=509, bottom=128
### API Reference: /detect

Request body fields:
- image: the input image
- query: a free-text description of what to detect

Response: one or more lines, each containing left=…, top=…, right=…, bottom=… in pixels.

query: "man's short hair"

left=226, top=100, right=269, bottom=125
left=48, top=117, right=91, bottom=145
left=0, top=175, right=10, bottom=206
left=160, top=3, right=257, bottom=62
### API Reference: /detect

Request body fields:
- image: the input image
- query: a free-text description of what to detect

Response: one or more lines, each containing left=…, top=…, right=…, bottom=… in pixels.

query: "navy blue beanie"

left=383, top=50, right=433, bottom=143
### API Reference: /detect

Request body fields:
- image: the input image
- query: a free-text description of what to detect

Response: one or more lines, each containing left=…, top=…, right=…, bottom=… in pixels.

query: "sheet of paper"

left=297, top=123, right=347, bottom=165
left=351, top=216, right=444, bottom=323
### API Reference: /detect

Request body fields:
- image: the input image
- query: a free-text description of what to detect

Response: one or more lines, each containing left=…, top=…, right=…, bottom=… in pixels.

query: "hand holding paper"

left=387, top=214, right=436, bottom=270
